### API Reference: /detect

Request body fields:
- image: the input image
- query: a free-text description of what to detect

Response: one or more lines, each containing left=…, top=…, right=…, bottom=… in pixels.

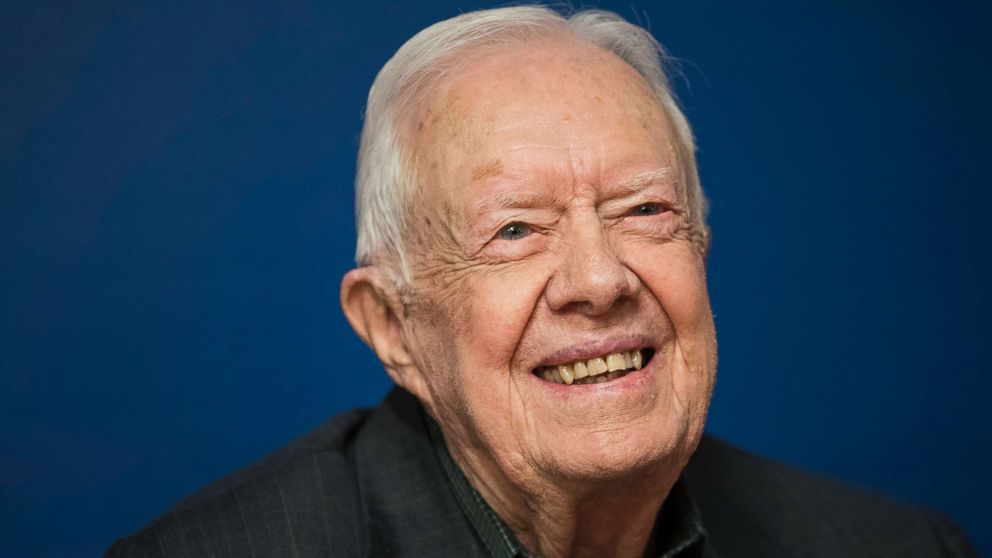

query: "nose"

left=545, top=217, right=641, bottom=315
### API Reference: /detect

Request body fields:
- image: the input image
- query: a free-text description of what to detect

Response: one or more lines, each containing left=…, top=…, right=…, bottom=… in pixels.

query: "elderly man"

left=108, top=6, right=975, bottom=557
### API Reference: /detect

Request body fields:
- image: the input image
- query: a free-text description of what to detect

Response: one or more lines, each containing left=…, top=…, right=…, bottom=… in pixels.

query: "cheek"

left=453, top=273, right=547, bottom=373
left=634, top=244, right=716, bottom=393
left=636, top=245, right=711, bottom=332
left=435, top=273, right=547, bottom=453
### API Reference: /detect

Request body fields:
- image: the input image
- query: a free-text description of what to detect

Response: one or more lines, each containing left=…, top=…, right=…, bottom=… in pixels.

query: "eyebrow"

left=485, top=189, right=553, bottom=211
left=473, top=167, right=677, bottom=214
left=606, top=168, right=675, bottom=195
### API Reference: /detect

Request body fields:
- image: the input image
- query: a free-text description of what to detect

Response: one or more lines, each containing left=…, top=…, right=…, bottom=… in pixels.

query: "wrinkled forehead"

left=402, top=37, right=679, bottom=214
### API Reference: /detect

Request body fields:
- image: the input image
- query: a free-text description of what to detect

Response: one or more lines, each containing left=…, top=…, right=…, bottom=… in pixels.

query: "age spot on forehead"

left=470, top=159, right=503, bottom=182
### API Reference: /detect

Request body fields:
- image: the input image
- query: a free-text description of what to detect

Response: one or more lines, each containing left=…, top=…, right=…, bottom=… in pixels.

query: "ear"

left=340, top=267, right=432, bottom=404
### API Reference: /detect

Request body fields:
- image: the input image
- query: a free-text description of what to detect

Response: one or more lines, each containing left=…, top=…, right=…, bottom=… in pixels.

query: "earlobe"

left=340, top=267, right=431, bottom=402
left=340, top=267, right=410, bottom=366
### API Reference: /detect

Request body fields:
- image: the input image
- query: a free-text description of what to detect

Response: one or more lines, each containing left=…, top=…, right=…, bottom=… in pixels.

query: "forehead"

left=408, top=38, right=677, bottom=210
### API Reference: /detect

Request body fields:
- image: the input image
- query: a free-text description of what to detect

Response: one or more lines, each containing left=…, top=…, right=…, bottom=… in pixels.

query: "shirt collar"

left=427, top=416, right=707, bottom=558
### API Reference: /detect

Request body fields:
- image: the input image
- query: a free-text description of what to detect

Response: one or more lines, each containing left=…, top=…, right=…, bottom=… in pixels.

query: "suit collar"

left=353, top=387, right=488, bottom=556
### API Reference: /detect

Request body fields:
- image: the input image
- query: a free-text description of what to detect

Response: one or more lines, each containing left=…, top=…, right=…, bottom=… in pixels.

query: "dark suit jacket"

left=107, top=388, right=977, bottom=557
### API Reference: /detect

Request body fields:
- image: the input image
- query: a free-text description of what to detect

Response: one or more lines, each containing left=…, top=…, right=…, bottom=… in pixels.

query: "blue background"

left=2, top=1, right=989, bottom=556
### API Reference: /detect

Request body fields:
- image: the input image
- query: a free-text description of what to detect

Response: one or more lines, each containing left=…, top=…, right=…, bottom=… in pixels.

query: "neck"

left=518, top=482, right=674, bottom=558
left=449, top=442, right=681, bottom=558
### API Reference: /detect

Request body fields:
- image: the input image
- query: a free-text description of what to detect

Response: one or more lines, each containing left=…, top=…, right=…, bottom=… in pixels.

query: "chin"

left=532, top=415, right=692, bottom=483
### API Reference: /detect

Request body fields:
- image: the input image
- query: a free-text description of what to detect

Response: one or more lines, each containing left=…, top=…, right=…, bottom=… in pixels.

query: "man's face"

left=399, top=40, right=716, bottom=488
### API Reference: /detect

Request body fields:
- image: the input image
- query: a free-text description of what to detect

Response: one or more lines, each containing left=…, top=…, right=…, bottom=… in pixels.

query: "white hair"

left=354, top=5, right=707, bottom=285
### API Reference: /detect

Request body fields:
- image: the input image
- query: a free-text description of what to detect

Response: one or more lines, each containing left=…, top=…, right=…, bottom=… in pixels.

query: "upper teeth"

left=539, top=349, right=644, bottom=385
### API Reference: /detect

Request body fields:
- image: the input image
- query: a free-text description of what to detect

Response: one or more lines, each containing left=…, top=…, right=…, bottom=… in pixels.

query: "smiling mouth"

left=534, top=348, right=655, bottom=385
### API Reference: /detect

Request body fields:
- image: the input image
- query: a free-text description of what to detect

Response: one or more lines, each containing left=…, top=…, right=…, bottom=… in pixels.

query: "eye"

left=497, top=222, right=532, bottom=241
left=630, top=202, right=664, bottom=216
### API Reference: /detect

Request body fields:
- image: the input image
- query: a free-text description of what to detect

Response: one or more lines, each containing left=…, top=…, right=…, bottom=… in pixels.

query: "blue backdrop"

left=2, top=1, right=989, bottom=556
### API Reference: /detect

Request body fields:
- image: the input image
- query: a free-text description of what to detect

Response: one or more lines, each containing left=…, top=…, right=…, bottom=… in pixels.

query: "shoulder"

left=105, top=408, right=371, bottom=558
left=685, top=435, right=977, bottom=557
